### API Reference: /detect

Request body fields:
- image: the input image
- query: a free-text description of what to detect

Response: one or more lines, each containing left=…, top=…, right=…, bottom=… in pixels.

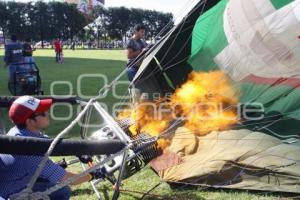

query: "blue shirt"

left=0, top=127, right=66, bottom=198
left=4, top=42, right=23, bottom=65
left=126, top=38, right=147, bottom=68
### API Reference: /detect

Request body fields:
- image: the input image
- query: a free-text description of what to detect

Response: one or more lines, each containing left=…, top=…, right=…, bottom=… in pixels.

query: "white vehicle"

left=34, top=41, right=50, bottom=48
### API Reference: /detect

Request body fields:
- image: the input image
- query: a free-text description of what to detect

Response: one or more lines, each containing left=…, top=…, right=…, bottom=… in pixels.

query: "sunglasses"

left=30, top=112, right=47, bottom=119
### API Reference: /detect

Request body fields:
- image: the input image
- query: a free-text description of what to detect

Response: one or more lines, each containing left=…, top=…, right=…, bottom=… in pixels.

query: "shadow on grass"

left=72, top=188, right=94, bottom=196
left=119, top=182, right=206, bottom=200
left=141, top=193, right=205, bottom=200
left=120, top=191, right=205, bottom=200
left=121, top=191, right=205, bottom=200
left=168, top=182, right=300, bottom=198
left=98, top=185, right=111, bottom=200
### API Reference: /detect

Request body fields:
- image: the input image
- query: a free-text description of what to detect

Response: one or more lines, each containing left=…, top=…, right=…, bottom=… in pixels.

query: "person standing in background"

left=23, top=38, right=35, bottom=69
left=54, top=38, right=62, bottom=63
left=126, top=24, right=148, bottom=81
left=4, top=34, right=23, bottom=80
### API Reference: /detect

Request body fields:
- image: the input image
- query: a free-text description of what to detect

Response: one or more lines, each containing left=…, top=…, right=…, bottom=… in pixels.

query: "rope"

left=94, top=0, right=198, bottom=98
left=20, top=116, right=161, bottom=198
left=10, top=99, right=95, bottom=199
left=40, top=148, right=129, bottom=198
left=32, top=135, right=160, bottom=198
left=11, top=1, right=300, bottom=199
left=132, top=1, right=208, bottom=86
left=119, top=185, right=166, bottom=200
left=10, top=189, right=50, bottom=200
left=158, top=117, right=299, bottom=141
left=130, top=107, right=300, bottom=144
left=28, top=99, right=95, bottom=189
left=17, top=141, right=148, bottom=199
left=134, top=0, right=300, bottom=99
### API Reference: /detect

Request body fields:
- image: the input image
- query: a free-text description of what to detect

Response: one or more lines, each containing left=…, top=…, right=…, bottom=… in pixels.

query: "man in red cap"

left=8, top=95, right=53, bottom=131
left=0, top=96, right=100, bottom=199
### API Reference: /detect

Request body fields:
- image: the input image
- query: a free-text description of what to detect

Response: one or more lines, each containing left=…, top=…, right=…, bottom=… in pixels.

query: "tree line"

left=0, top=1, right=174, bottom=47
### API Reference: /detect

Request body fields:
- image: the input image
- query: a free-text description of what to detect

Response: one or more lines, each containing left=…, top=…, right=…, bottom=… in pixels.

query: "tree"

left=64, top=3, right=87, bottom=42
left=88, top=5, right=107, bottom=47
left=6, top=2, right=27, bottom=40
left=106, top=7, right=131, bottom=40
left=0, top=2, right=173, bottom=47
left=105, top=7, right=173, bottom=41
left=0, top=1, right=9, bottom=42
left=31, top=1, right=52, bottom=48
left=48, top=2, right=66, bottom=40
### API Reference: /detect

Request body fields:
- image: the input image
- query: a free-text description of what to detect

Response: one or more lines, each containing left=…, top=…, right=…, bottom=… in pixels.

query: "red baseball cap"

left=9, top=96, right=52, bottom=125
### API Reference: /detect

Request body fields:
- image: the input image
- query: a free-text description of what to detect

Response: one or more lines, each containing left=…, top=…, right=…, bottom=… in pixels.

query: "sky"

left=15, top=0, right=200, bottom=23
left=105, top=0, right=199, bottom=16
left=105, top=0, right=200, bottom=23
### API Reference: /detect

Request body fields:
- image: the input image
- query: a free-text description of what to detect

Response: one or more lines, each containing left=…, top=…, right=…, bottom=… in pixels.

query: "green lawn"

left=0, top=49, right=129, bottom=135
left=0, top=49, right=286, bottom=199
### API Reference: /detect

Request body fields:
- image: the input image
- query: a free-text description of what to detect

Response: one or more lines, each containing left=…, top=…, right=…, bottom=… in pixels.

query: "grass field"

left=0, top=49, right=286, bottom=199
left=0, top=49, right=129, bottom=135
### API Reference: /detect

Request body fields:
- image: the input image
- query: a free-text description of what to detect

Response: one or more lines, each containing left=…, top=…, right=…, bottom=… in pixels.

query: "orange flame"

left=171, top=71, right=238, bottom=135
left=118, top=71, right=239, bottom=148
